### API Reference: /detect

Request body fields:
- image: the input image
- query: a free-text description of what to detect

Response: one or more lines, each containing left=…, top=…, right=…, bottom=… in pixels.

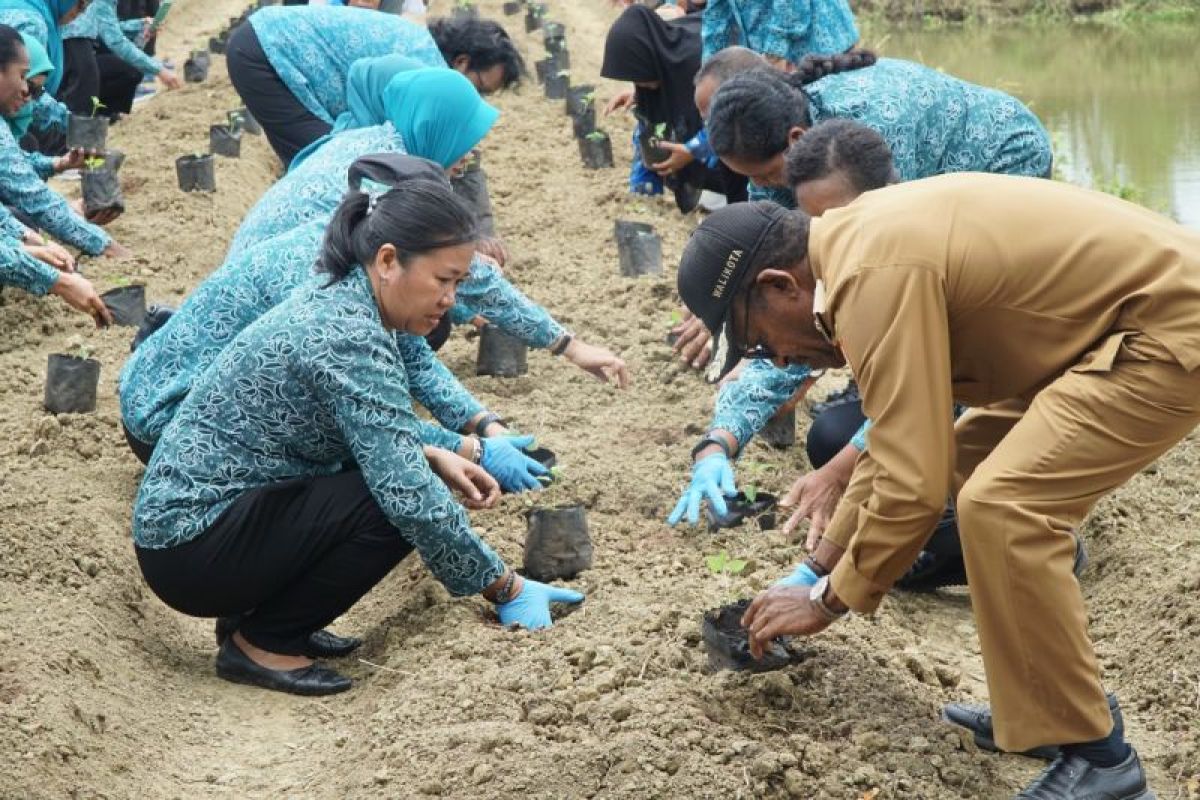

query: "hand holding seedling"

left=53, top=147, right=90, bottom=174
left=670, top=311, right=712, bottom=369
left=603, top=89, right=636, bottom=116
left=50, top=272, right=113, bottom=327
left=649, top=141, right=694, bottom=177
left=780, top=446, right=855, bottom=547
left=480, top=434, right=548, bottom=492
left=668, top=451, right=735, bottom=525
left=562, top=338, right=631, bottom=389
left=425, top=446, right=501, bottom=509
left=741, top=585, right=836, bottom=658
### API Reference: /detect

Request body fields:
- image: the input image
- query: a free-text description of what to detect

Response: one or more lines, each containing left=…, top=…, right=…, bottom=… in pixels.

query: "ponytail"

left=785, top=50, right=877, bottom=88
left=318, top=180, right=479, bottom=283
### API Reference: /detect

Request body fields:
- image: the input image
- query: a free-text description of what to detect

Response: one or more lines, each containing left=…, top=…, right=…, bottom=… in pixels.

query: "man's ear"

left=786, top=125, right=807, bottom=148
left=755, top=268, right=801, bottom=298
left=452, top=54, right=471, bottom=72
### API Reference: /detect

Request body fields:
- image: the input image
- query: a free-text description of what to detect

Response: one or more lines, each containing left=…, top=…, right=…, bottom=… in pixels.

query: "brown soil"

left=1, top=1, right=1196, bottom=798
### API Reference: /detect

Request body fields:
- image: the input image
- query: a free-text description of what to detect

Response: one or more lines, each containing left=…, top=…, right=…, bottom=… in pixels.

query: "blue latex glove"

left=774, top=562, right=820, bottom=588
left=496, top=579, right=585, bottom=630
left=481, top=434, right=548, bottom=493
left=667, top=452, right=736, bottom=526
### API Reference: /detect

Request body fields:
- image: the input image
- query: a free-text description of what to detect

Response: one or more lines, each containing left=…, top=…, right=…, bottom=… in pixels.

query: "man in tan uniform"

left=676, top=173, right=1200, bottom=799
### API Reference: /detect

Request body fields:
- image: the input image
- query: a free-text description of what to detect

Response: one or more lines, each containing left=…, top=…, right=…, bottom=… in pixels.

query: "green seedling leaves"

left=705, top=549, right=747, bottom=577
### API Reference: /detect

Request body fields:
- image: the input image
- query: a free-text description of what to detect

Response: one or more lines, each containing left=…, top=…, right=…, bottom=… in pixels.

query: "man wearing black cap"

left=676, top=172, right=1200, bottom=799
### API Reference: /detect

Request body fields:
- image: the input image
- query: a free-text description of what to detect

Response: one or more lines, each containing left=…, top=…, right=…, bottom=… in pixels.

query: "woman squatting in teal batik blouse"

left=133, top=179, right=585, bottom=698
left=120, top=154, right=567, bottom=495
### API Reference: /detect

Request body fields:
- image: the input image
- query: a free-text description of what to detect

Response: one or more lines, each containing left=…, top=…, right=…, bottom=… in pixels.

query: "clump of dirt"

left=0, top=0, right=1195, bottom=798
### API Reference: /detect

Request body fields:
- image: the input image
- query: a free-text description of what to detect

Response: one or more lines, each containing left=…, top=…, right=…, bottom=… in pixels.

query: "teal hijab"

left=0, top=0, right=76, bottom=95
left=5, top=32, right=54, bottom=138
left=335, top=54, right=425, bottom=134
left=290, top=68, right=499, bottom=172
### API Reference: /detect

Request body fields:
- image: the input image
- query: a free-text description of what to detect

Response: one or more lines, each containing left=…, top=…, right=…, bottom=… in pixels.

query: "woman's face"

left=0, top=46, right=30, bottom=117
left=720, top=125, right=806, bottom=188
left=721, top=151, right=787, bottom=188
left=370, top=241, right=477, bottom=335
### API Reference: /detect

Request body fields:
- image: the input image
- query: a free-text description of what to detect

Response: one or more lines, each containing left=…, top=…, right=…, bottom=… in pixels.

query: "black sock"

left=1065, top=707, right=1130, bottom=768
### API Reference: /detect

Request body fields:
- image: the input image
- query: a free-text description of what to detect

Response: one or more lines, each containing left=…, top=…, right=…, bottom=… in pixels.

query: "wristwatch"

left=809, top=575, right=848, bottom=622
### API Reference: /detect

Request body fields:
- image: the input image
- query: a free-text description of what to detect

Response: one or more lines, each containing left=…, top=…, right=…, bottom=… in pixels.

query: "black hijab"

left=601, top=6, right=704, bottom=142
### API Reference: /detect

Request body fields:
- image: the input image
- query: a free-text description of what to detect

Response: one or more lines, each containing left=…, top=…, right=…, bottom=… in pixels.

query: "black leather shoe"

left=898, top=529, right=1088, bottom=593
left=942, top=693, right=1120, bottom=761
left=1017, top=748, right=1155, bottom=799
left=215, top=638, right=352, bottom=696
left=214, top=618, right=360, bottom=658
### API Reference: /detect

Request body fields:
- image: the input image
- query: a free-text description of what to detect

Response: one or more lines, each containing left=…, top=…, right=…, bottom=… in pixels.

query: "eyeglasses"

left=735, top=286, right=778, bottom=361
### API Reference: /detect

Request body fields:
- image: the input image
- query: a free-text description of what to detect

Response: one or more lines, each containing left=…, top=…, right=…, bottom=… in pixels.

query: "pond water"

left=864, top=20, right=1200, bottom=228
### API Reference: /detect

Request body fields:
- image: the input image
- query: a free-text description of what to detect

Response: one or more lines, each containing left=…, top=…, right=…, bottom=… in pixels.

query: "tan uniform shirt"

left=807, top=172, right=1200, bottom=612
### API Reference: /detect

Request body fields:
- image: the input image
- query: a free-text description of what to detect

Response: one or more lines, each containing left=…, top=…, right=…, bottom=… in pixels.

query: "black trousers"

left=226, top=22, right=332, bottom=166
left=806, top=400, right=868, bottom=469
left=61, top=38, right=146, bottom=117
left=136, top=470, right=414, bottom=654
left=60, top=38, right=99, bottom=116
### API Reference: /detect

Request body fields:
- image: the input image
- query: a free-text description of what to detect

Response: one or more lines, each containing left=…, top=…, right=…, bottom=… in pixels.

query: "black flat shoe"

left=303, top=629, right=362, bottom=659
left=215, top=638, right=352, bottom=696
left=942, top=692, right=1120, bottom=761
left=1017, top=748, right=1154, bottom=799
left=214, top=617, right=361, bottom=659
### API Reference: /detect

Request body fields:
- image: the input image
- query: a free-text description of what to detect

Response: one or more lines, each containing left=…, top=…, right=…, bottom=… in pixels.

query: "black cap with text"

left=677, top=202, right=791, bottom=378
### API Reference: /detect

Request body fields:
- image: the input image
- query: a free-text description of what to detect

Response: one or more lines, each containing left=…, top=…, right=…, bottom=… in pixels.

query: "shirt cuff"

left=830, top=547, right=890, bottom=614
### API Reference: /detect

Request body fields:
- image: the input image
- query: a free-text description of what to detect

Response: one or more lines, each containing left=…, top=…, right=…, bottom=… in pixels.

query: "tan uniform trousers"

left=951, top=334, right=1200, bottom=752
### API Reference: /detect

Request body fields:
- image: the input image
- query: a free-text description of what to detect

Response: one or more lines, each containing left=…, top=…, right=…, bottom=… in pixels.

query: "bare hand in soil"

left=564, top=339, right=631, bottom=388
left=425, top=446, right=501, bottom=509
left=158, top=68, right=183, bottom=91
left=742, top=586, right=833, bottom=658
left=650, top=142, right=695, bottom=177
left=50, top=272, right=113, bottom=327
left=54, top=147, right=88, bottom=174
left=102, top=241, right=132, bottom=259
left=780, top=455, right=853, bottom=547
left=475, top=238, right=508, bottom=269
left=88, top=207, right=124, bottom=226
left=25, top=242, right=75, bottom=272
left=671, top=314, right=711, bottom=369
left=603, top=89, right=636, bottom=116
